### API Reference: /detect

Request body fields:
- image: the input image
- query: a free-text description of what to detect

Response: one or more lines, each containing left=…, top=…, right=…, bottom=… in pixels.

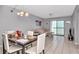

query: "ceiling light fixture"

left=17, top=12, right=20, bottom=15
left=25, top=12, right=29, bottom=16
left=49, top=13, right=53, bottom=16
left=17, top=11, right=29, bottom=16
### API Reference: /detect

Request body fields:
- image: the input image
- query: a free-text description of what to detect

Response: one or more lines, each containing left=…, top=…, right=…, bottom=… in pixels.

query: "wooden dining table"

left=3, top=36, right=37, bottom=54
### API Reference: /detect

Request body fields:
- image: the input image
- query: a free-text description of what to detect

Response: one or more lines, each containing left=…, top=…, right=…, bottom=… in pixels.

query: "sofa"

left=34, top=28, right=53, bottom=37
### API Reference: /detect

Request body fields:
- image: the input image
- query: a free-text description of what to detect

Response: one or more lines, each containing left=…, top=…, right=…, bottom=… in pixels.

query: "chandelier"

left=17, top=11, right=29, bottom=16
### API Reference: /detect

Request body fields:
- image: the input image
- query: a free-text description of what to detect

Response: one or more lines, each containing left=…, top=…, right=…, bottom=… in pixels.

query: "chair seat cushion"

left=25, top=46, right=37, bottom=54
left=8, top=45, right=22, bottom=53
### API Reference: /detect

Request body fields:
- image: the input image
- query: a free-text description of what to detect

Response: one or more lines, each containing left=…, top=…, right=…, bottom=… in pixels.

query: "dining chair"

left=27, top=31, right=33, bottom=36
left=24, top=31, right=34, bottom=39
left=25, top=33, right=46, bottom=54
left=2, top=33, right=22, bottom=54
left=27, top=31, right=34, bottom=47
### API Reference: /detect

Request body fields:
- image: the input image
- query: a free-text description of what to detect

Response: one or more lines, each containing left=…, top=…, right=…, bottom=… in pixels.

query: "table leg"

left=43, top=50, right=45, bottom=54
left=17, top=51, right=20, bottom=54
left=22, top=46, right=25, bottom=54
left=31, top=43, right=32, bottom=47
left=3, top=39, right=6, bottom=54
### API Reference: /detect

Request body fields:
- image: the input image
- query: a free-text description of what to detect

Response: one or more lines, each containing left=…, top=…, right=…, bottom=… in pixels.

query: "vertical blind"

left=50, top=21, right=64, bottom=35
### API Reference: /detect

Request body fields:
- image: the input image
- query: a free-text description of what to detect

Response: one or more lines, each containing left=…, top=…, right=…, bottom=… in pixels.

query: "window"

left=51, top=21, right=64, bottom=35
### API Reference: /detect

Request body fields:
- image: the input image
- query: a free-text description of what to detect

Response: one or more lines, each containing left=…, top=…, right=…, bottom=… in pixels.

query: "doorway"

left=51, top=21, right=64, bottom=36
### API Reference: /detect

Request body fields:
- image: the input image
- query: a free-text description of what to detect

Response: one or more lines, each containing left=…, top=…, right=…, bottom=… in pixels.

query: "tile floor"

left=45, top=36, right=79, bottom=54
left=0, top=36, right=79, bottom=54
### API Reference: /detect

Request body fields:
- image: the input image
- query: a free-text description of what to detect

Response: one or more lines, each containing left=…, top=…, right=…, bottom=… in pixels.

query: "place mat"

left=16, top=39, right=29, bottom=44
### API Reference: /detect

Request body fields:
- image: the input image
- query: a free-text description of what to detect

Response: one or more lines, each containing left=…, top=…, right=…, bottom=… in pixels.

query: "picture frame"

left=35, top=20, right=41, bottom=26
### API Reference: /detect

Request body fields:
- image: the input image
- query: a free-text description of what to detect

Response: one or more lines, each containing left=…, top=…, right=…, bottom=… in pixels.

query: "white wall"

left=43, top=16, right=72, bottom=38
left=0, top=6, right=43, bottom=46
left=72, top=5, right=79, bottom=44
left=42, top=19, right=50, bottom=30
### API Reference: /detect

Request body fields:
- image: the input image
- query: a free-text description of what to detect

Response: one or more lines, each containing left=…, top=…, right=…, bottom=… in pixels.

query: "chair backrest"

left=7, top=31, right=15, bottom=34
left=27, top=31, right=33, bottom=36
left=2, top=33, right=9, bottom=52
left=37, top=33, right=46, bottom=53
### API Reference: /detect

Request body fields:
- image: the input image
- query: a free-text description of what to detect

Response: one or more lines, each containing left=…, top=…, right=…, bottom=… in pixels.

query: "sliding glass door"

left=51, top=21, right=64, bottom=36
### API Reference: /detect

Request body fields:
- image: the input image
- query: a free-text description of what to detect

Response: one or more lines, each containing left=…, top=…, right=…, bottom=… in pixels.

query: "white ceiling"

left=8, top=5, right=76, bottom=18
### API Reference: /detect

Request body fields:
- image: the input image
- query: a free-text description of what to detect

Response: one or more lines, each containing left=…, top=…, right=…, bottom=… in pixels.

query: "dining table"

left=2, top=36, right=37, bottom=54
